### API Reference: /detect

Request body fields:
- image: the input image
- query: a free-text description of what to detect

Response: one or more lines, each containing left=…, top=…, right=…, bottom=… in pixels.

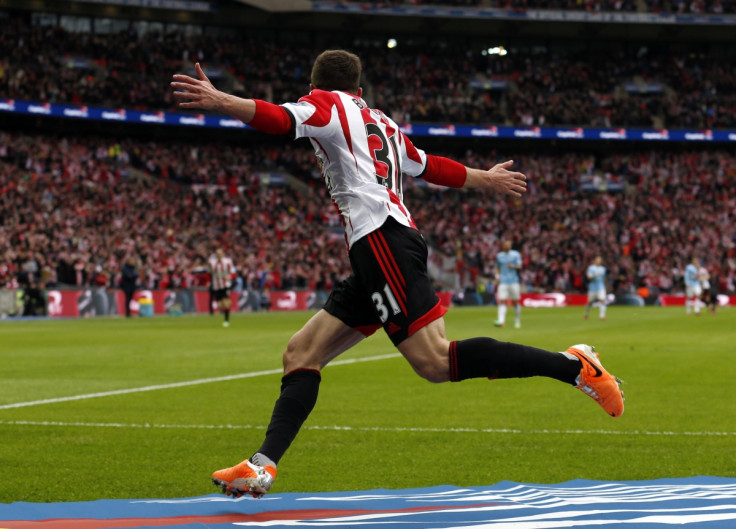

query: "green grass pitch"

left=1, top=305, right=734, bottom=503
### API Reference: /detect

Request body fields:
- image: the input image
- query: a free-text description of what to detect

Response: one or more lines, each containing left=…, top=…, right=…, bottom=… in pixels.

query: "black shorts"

left=213, top=288, right=230, bottom=301
left=323, top=218, right=446, bottom=346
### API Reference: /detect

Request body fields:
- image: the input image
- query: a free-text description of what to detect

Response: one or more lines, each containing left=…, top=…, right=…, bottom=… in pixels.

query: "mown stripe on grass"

left=1, top=419, right=734, bottom=437
left=0, top=353, right=401, bottom=410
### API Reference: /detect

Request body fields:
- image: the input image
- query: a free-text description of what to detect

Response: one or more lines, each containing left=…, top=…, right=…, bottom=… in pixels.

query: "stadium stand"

left=1, top=130, right=733, bottom=298
left=2, top=10, right=735, bottom=128
left=0, top=131, right=350, bottom=296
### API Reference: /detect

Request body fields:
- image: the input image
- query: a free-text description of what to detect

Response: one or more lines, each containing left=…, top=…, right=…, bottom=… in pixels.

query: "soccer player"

left=684, top=257, right=703, bottom=315
left=171, top=51, right=624, bottom=499
left=698, top=262, right=711, bottom=304
left=120, top=257, right=139, bottom=318
left=706, top=267, right=720, bottom=314
left=494, top=240, right=522, bottom=328
left=584, top=256, right=607, bottom=321
left=209, top=248, right=236, bottom=327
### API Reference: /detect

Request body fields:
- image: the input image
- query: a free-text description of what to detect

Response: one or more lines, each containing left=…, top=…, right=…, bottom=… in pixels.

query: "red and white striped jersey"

left=282, top=89, right=428, bottom=248
left=209, top=257, right=235, bottom=290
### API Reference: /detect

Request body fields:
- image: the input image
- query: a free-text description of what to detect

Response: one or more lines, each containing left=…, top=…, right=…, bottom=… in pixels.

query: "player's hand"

left=467, top=160, right=527, bottom=197
left=170, top=63, right=222, bottom=110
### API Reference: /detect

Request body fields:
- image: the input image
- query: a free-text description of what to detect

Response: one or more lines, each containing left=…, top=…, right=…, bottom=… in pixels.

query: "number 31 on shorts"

left=372, top=284, right=402, bottom=322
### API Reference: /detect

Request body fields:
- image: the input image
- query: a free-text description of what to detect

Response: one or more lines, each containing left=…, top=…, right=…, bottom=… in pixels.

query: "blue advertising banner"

left=2, top=97, right=735, bottom=142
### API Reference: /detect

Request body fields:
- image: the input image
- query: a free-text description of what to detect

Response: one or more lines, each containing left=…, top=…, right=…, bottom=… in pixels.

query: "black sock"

left=255, top=369, right=321, bottom=465
left=224, top=309, right=230, bottom=322
left=449, top=338, right=580, bottom=385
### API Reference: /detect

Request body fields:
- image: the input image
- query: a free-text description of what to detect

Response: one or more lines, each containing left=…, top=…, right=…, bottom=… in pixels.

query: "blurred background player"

left=494, top=240, right=522, bottom=328
left=684, top=257, right=703, bottom=315
left=584, top=256, right=607, bottom=321
left=209, top=248, right=236, bottom=327
left=698, top=261, right=711, bottom=308
left=120, top=257, right=139, bottom=318
left=706, top=266, right=720, bottom=314
left=21, top=278, right=47, bottom=317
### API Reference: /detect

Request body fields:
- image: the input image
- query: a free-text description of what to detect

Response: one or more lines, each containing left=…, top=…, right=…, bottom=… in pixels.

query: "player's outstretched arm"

left=464, top=160, right=527, bottom=197
left=421, top=156, right=526, bottom=197
left=171, top=63, right=257, bottom=123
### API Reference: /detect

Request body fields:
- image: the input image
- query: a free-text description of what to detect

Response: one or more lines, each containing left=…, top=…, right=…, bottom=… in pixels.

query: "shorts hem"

left=406, top=300, right=448, bottom=338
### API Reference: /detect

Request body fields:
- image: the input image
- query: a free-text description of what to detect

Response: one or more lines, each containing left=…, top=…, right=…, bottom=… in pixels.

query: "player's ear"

left=357, top=87, right=363, bottom=97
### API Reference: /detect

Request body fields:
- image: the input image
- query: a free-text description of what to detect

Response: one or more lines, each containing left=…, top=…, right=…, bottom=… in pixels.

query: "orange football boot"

left=566, top=344, right=624, bottom=418
left=212, top=459, right=277, bottom=498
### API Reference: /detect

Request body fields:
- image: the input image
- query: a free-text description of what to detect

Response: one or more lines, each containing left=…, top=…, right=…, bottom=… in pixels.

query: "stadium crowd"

left=0, top=132, right=349, bottom=297
left=414, top=148, right=736, bottom=297
left=2, top=10, right=736, bottom=129
left=1, top=131, right=734, bottom=300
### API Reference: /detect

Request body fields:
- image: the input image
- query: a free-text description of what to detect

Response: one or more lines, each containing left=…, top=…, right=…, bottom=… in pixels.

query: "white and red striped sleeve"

left=395, top=128, right=427, bottom=177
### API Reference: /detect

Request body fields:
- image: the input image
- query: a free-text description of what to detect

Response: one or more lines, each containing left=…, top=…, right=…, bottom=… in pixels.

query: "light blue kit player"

left=684, top=257, right=703, bottom=315
left=584, top=256, right=608, bottom=320
left=494, top=240, right=522, bottom=328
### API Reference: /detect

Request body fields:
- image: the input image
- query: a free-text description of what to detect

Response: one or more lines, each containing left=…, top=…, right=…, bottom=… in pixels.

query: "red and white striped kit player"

left=209, top=254, right=235, bottom=291
left=171, top=51, right=622, bottom=502
left=245, top=89, right=472, bottom=345
left=209, top=248, right=235, bottom=327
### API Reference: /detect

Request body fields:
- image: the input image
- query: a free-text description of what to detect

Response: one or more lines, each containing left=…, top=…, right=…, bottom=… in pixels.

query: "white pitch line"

left=0, top=419, right=734, bottom=437
left=0, top=353, right=401, bottom=410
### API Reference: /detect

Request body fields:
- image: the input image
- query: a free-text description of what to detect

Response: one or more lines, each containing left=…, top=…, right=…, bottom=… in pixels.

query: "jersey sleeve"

left=396, top=129, right=427, bottom=177
left=281, top=90, right=339, bottom=141
left=418, top=155, right=466, bottom=188
left=248, top=100, right=293, bottom=135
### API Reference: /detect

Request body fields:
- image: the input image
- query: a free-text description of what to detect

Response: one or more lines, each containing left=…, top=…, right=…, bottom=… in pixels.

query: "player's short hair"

left=311, top=50, right=361, bottom=94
